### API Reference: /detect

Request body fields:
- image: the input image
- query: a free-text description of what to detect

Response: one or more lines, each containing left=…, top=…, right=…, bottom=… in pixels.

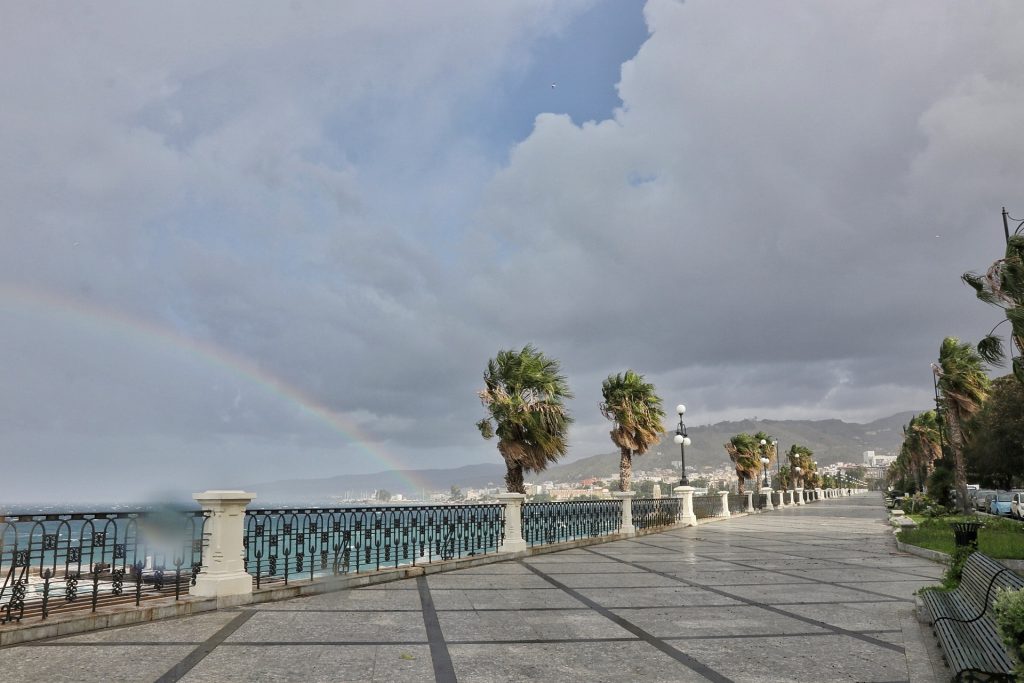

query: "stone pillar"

left=497, top=493, right=529, bottom=554
left=191, top=490, right=256, bottom=603
left=816, top=487, right=824, bottom=501
left=796, top=487, right=805, bottom=505
left=612, top=490, right=636, bottom=536
left=674, top=486, right=698, bottom=526
left=761, top=487, right=775, bottom=511
left=718, top=490, right=731, bottom=518
left=744, top=490, right=754, bottom=513
left=785, top=490, right=793, bottom=506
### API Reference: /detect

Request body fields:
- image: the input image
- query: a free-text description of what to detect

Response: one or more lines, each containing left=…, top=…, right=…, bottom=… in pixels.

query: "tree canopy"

left=600, top=370, right=665, bottom=492
left=477, top=345, right=573, bottom=494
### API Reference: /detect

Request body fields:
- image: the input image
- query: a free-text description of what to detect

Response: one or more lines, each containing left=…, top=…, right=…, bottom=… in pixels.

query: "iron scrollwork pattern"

left=521, top=500, right=621, bottom=547
left=0, top=509, right=208, bottom=624
left=244, top=504, right=505, bottom=589
left=631, top=498, right=682, bottom=530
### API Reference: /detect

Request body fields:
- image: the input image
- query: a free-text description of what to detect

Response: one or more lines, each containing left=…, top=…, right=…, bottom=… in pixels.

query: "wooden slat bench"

left=920, top=552, right=1023, bottom=682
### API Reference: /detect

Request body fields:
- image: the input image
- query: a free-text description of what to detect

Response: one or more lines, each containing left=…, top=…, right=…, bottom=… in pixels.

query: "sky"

left=1, top=0, right=1022, bottom=502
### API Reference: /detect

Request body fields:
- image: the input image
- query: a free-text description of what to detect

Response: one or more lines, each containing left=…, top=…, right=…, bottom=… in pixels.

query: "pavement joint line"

left=518, top=559, right=735, bottom=683
left=581, top=546, right=907, bottom=655
left=153, top=608, right=258, bottom=683
left=416, top=574, right=457, bottom=683
left=626, top=537, right=919, bottom=602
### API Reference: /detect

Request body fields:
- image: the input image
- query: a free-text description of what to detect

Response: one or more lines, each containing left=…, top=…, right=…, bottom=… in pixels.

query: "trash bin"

left=951, top=521, right=983, bottom=548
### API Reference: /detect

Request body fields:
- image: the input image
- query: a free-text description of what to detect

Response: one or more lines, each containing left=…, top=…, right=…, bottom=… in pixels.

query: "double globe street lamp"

left=674, top=404, right=691, bottom=486
left=759, top=439, right=770, bottom=488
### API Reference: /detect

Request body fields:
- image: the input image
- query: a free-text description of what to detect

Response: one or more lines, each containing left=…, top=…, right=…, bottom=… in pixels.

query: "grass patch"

left=898, top=516, right=1024, bottom=559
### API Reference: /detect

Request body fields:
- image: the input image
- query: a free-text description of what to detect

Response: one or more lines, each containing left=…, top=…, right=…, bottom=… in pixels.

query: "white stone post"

left=612, top=490, right=636, bottom=536
left=718, top=490, right=731, bottom=518
left=496, top=493, right=528, bottom=554
left=816, top=487, right=824, bottom=501
left=760, top=487, right=775, bottom=511
left=191, top=490, right=256, bottom=603
left=744, top=490, right=754, bottom=513
left=796, top=487, right=805, bottom=505
left=674, top=486, right=698, bottom=526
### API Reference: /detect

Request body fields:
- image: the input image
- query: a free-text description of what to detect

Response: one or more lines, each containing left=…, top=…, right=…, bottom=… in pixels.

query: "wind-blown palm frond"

left=936, top=337, right=990, bottom=512
left=963, top=236, right=1024, bottom=371
left=724, top=433, right=760, bottom=494
left=477, top=345, right=573, bottom=493
left=600, top=370, right=666, bottom=492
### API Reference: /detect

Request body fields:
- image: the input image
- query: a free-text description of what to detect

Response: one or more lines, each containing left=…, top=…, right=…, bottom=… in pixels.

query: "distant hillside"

left=247, top=411, right=918, bottom=501
left=539, top=411, right=918, bottom=482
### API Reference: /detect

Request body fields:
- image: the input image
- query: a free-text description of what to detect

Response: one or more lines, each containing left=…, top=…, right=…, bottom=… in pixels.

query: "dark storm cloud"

left=1, top=0, right=1022, bottom=499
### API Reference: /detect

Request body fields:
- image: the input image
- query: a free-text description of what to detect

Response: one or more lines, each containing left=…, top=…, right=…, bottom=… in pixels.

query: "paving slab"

left=0, top=493, right=952, bottom=682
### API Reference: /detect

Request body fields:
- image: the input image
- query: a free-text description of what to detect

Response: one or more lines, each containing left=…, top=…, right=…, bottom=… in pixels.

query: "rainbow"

left=0, top=283, right=432, bottom=496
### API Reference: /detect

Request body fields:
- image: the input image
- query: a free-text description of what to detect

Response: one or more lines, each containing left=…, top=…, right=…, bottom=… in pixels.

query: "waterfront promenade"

left=0, top=494, right=946, bottom=682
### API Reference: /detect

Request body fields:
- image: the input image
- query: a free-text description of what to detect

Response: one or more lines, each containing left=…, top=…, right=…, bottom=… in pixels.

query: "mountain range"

left=247, top=411, right=918, bottom=502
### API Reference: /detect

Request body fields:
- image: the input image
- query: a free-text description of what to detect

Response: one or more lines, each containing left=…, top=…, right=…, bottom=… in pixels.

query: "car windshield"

left=996, top=493, right=1012, bottom=502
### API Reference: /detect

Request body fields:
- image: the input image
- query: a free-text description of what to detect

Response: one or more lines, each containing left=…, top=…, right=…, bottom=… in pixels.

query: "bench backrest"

left=961, top=553, right=1024, bottom=615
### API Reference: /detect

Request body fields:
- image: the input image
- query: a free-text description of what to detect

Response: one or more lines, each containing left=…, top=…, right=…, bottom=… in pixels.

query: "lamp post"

left=674, top=404, right=691, bottom=486
left=794, top=465, right=802, bottom=488
left=759, top=439, right=769, bottom=488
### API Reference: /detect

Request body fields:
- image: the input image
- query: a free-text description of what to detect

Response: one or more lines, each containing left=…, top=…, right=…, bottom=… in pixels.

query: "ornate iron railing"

left=243, top=504, right=504, bottom=588
left=0, top=510, right=206, bottom=624
left=692, top=495, right=722, bottom=519
left=755, top=493, right=768, bottom=510
left=631, top=498, right=681, bottom=530
left=727, top=494, right=746, bottom=514
left=521, top=500, right=620, bottom=546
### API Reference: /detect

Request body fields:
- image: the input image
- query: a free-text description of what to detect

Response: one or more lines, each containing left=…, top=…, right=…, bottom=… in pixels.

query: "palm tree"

left=476, top=345, right=574, bottom=494
left=786, top=444, right=813, bottom=488
left=963, top=235, right=1024, bottom=381
left=753, top=431, right=776, bottom=486
left=935, top=337, right=990, bottom=513
left=724, top=433, right=760, bottom=494
left=600, top=370, right=666, bottom=492
left=900, top=411, right=943, bottom=492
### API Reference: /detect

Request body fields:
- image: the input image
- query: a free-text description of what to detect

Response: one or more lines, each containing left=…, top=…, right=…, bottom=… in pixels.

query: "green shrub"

left=941, top=546, right=975, bottom=591
left=993, top=587, right=1024, bottom=679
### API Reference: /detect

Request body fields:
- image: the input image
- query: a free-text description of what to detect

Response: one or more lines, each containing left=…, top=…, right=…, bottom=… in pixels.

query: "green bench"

left=920, top=552, right=1023, bottom=682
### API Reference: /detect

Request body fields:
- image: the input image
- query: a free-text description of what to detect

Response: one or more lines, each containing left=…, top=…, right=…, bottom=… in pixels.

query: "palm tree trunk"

left=504, top=463, right=525, bottom=494
left=619, top=448, right=632, bottom=492
left=736, top=469, right=745, bottom=495
left=944, top=407, right=970, bottom=514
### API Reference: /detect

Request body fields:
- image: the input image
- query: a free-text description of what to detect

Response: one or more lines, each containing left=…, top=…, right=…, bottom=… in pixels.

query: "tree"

left=477, top=345, right=574, bottom=494
left=375, top=489, right=392, bottom=503
left=449, top=485, right=463, bottom=501
left=935, top=337, right=990, bottom=513
left=964, top=375, right=1024, bottom=489
left=898, top=411, right=943, bottom=492
left=599, top=370, right=666, bottom=492
left=724, top=434, right=760, bottom=494
left=752, top=431, right=777, bottom=486
left=786, top=444, right=814, bottom=488
left=962, top=235, right=1024, bottom=382
left=778, top=465, right=792, bottom=491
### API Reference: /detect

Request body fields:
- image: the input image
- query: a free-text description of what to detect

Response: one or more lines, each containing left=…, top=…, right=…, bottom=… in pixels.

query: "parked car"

left=989, top=491, right=1014, bottom=517
left=975, top=489, right=996, bottom=512
left=1011, top=491, right=1024, bottom=520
